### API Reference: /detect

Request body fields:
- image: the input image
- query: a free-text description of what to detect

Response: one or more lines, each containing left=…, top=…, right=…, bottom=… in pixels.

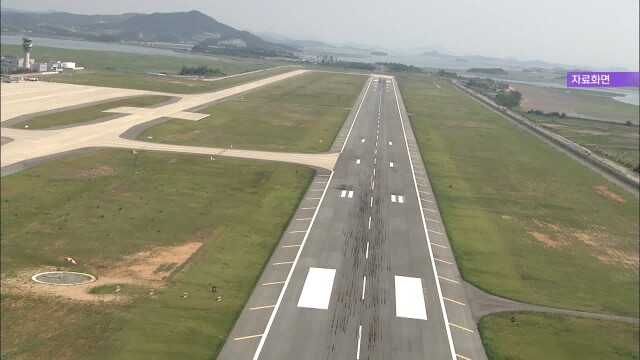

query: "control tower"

left=22, top=37, right=33, bottom=69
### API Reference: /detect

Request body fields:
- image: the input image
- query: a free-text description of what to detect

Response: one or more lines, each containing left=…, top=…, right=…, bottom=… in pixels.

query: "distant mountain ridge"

left=0, top=9, right=296, bottom=57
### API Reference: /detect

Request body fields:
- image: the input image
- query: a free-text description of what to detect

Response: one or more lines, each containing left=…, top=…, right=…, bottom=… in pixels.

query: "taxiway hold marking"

left=444, top=297, right=466, bottom=306
left=272, top=261, right=294, bottom=266
left=438, top=276, right=459, bottom=284
left=449, top=323, right=474, bottom=333
left=434, top=258, right=453, bottom=265
left=234, top=334, right=263, bottom=341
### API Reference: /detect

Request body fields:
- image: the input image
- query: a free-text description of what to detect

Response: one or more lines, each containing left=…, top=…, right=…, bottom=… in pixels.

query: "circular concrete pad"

left=31, top=271, right=96, bottom=286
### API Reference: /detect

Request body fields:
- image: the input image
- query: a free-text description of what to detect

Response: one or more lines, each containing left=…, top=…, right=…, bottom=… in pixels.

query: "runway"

left=220, top=76, right=487, bottom=359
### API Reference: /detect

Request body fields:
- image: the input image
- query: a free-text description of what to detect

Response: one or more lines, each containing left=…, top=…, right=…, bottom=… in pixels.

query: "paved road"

left=220, top=76, right=487, bottom=360
left=1, top=70, right=339, bottom=175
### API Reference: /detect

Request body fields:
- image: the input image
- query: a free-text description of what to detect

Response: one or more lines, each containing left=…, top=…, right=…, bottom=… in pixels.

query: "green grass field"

left=398, top=75, right=639, bottom=317
left=15, top=95, right=172, bottom=129
left=0, top=150, right=314, bottom=359
left=480, top=312, right=639, bottom=360
left=0, top=44, right=292, bottom=94
left=139, top=71, right=367, bottom=152
left=517, top=112, right=639, bottom=170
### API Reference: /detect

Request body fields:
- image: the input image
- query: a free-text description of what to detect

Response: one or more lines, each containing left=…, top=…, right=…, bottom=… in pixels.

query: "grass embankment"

left=515, top=83, right=639, bottom=124
left=397, top=75, right=639, bottom=316
left=139, top=71, right=368, bottom=152
left=517, top=112, right=639, bottom=170
left=480, top=312, right=639, bottom=360
left=0, top=44, right=291, bottom=94
left=15, top=95, right=172, bottom=129
left=0, top=150, right=314, bottom=359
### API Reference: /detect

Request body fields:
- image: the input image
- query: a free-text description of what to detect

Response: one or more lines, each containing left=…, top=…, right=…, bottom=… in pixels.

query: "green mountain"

left=1, top=9, right=297, bottom=57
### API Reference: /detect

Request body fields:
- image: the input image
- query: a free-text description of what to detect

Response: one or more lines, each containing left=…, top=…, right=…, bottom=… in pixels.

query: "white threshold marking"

left=362, top=276, right=367, bottom=300
left=341, top=190, right=347, bottom=198
left=395, top=276, right=428, bottom=320
left=348, top=190, right=354, bottom=198
left=391, top=77, right=456, bottom=358
left=252, top=172, right=335, bottom=360
left=390, top=162, right=394, bottom=168
left=398, top=195, right=405, bottom=203
left=361, top=138, right=365, bottom=143
left=391, top=194, right=396, bottom=202
left=356, top=325, right=363, bottom=359
left=365, top=242, right=369, bottom=259
left=356, top=159, right=361, bottom=165
left=297, top=267, right=336, bottom=310
left=389, top=141, right=393, bottom=145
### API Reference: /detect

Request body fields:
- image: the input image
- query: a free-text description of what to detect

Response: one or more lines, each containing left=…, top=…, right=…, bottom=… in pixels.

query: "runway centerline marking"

left=368, top=216, right=372, bottom=229
left=370, top=196, right=373, bottom=207
left=356, top=325, right=363, bottom=359
left=362, top=276, right=367, bottom=300
left=366, top=242, right=369, bottom=259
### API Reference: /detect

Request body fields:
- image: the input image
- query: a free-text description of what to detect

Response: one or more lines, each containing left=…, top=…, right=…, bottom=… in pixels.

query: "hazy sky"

left=3, top=0, right=639, bottom=69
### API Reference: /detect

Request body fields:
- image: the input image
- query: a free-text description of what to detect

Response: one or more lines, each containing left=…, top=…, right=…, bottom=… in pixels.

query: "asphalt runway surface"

left=220, top=76, right=487, bottom=360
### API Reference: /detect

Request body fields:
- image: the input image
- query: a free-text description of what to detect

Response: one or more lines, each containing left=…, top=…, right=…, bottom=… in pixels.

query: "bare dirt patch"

left=526, top=219, right=638, bottom=270
left=1, top=242, right=202, bottom=303
left=528, top=231, right=567, bottom=249
left=594, top=186, right=626, bottom=203
left=74, top=165, right=116, bottom=178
